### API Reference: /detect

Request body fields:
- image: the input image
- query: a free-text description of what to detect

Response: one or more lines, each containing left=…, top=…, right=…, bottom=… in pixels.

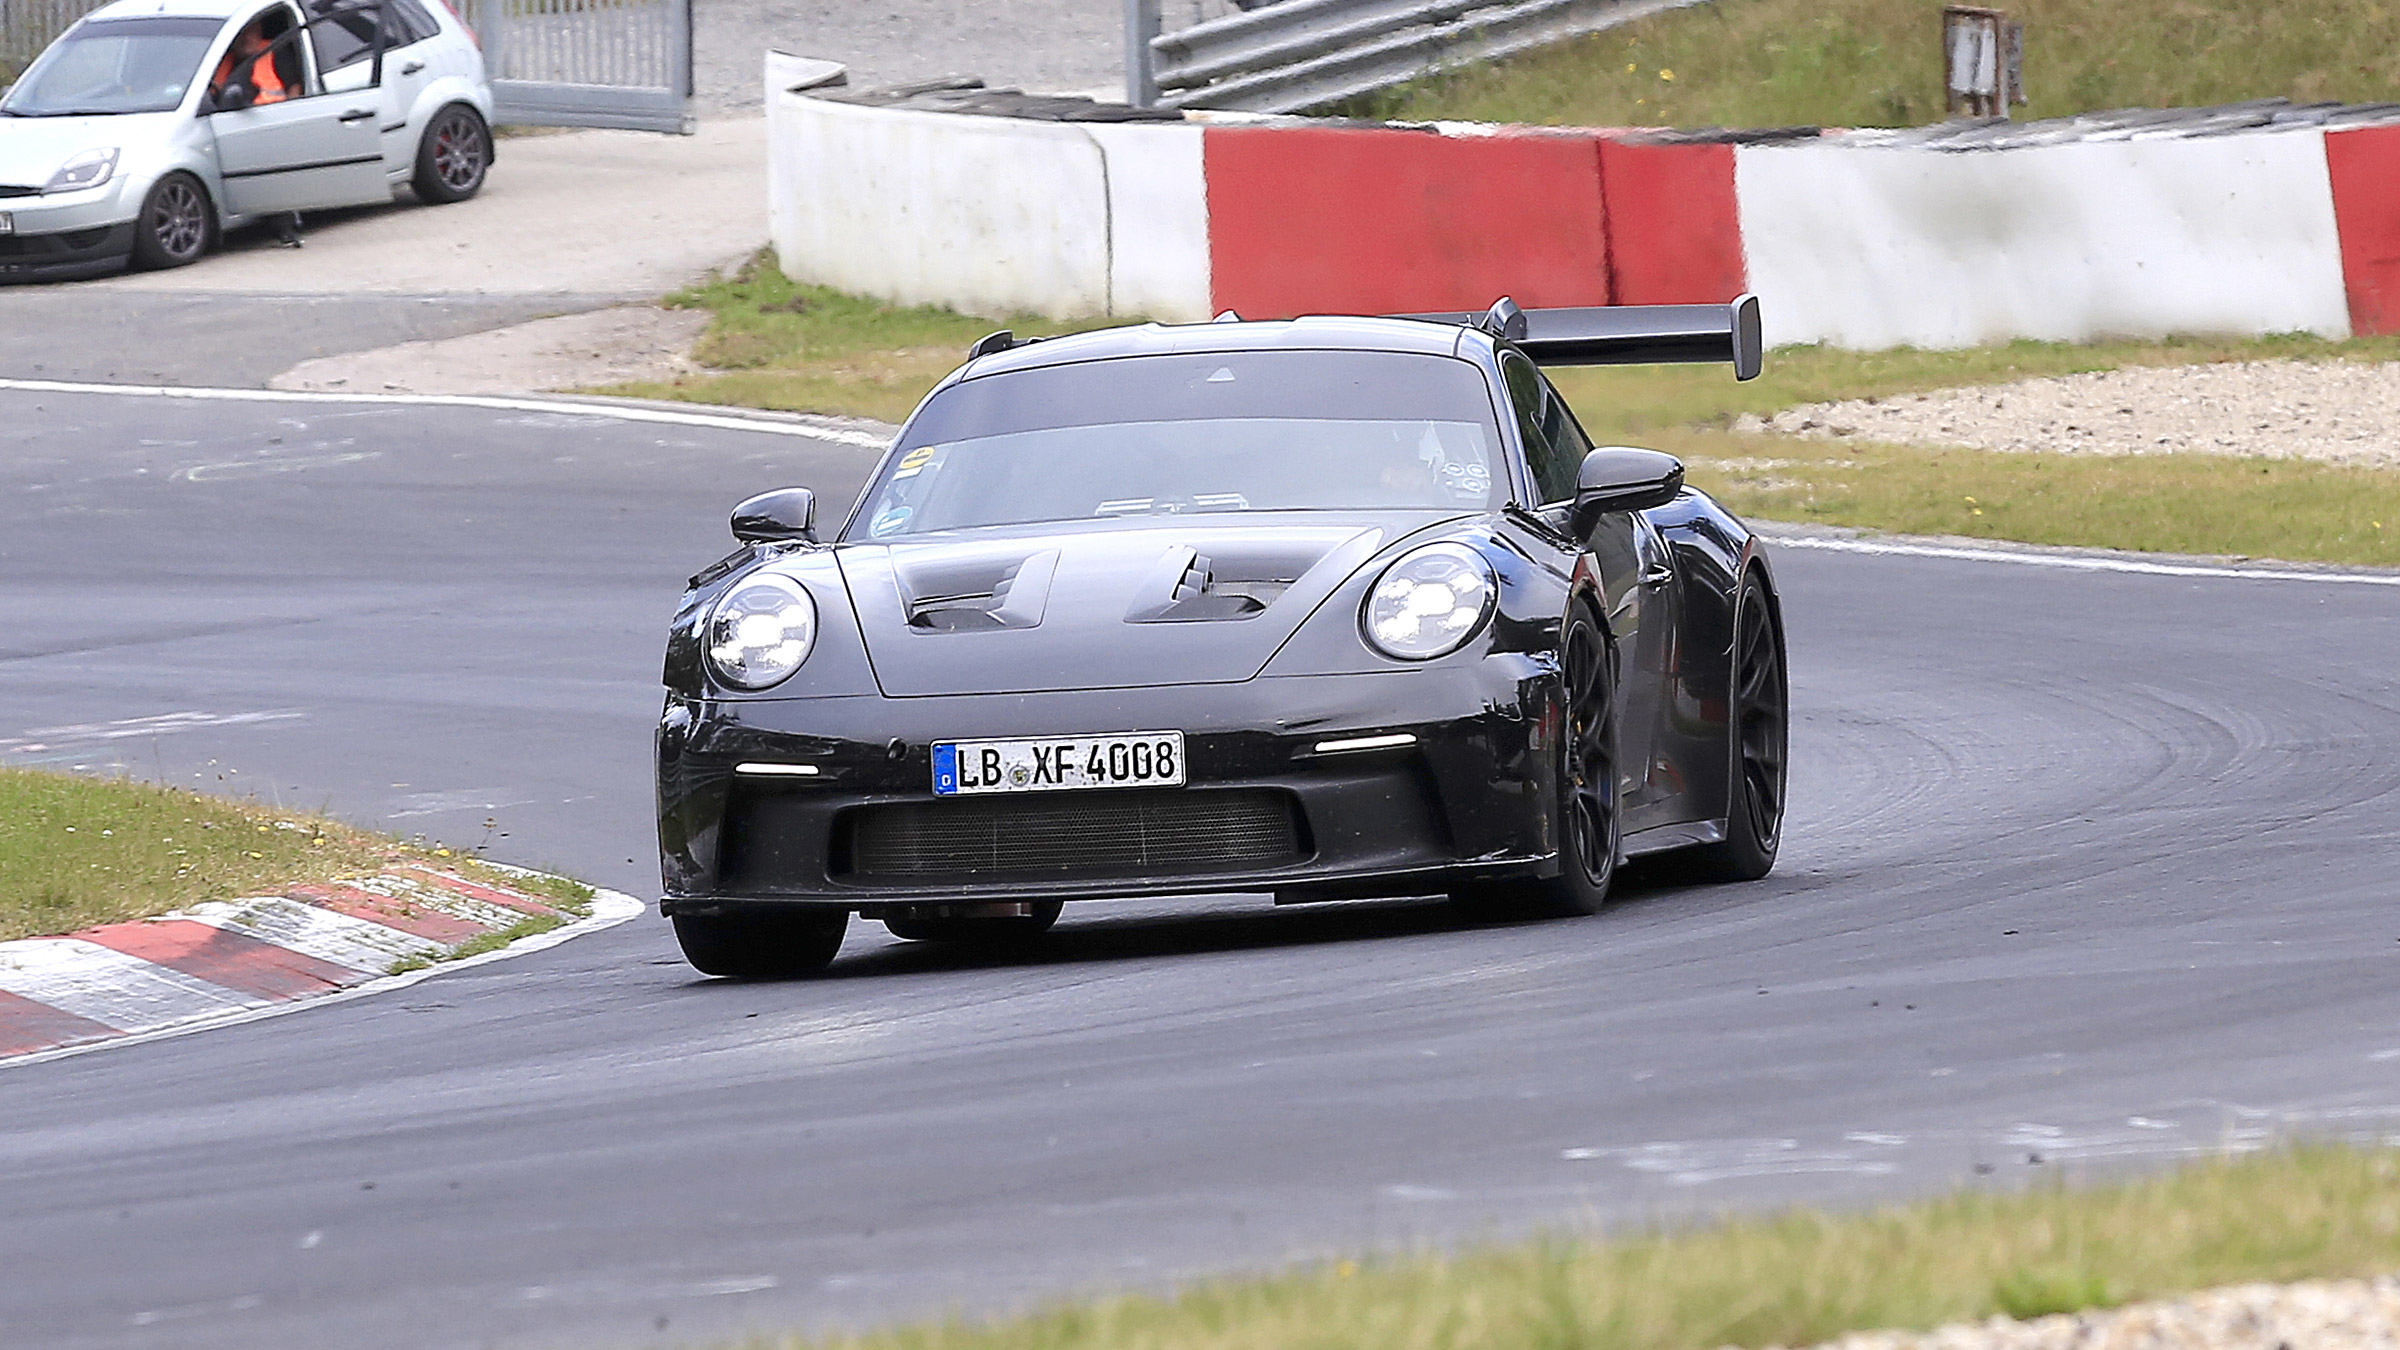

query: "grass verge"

left=756, top=1145, right=2400, bottom=1350
left=0, top=765, right=588, bottom=943
left=631, top=269, right=2400, bottom=568
left=1544, top=336, right=2400, bottom=568
left=603, top=253, right=1131, bottom=424
left=1345, top=0, right=2400, bottom=129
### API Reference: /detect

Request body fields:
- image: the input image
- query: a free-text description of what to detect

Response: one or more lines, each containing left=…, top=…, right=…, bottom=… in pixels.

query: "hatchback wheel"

left=414, top=104, right=491, bottom=204
left=131, top=173, right=212, bottom=270
left=672, top=910, right=848, bottom=978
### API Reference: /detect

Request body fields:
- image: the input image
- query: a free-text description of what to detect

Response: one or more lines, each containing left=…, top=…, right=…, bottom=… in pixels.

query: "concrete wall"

left=764, top=56, right=2400, bottom=350
left=1736, top=133, right=2354, bottom=349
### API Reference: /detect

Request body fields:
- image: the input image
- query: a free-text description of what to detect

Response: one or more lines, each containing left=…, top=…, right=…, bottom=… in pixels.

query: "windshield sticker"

left=889, top=444, right=942, bottom=481
left=869, top=505, right=914, bottom=537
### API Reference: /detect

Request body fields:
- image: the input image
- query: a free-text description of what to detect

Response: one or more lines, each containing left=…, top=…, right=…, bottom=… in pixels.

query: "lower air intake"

left=842, top=789, right=1304, bottom=880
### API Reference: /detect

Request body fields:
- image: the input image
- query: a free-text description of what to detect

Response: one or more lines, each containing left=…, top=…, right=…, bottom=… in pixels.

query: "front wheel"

left=130, top=173, right=213, bottom=270
left=413, top=104, right=491, bottom=204
left=1688, top=568, right=1786, bottom=880
left=1454, top=603, right=1619, bottom=919
left=672, top=910, right=848, bottom=978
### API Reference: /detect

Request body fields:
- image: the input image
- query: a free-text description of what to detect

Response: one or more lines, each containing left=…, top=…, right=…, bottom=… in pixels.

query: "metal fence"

left=457, top=0, right=692, bottom=133
left=1, top=0, right=689, bottom=131
left=1126, top=0, right=1709, bottom=114
left=2, top=0, right=105, bottom=80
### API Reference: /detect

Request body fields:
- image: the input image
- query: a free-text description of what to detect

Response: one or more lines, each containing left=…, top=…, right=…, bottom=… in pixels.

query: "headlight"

left=44, top=148, right=118, bottom=194
left=1362, top=542, right=1497, bottom=661
left=704, top=573, right=817, bottom=690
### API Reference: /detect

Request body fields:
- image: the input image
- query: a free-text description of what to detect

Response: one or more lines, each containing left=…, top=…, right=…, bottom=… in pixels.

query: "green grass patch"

left=0, top=765, right=592, bottom=942
left=1544, top=335, right=2400, bottom=568
left=1347, top=0, right=2400, bottom=129
left=752, top=1145, right=2400, bottom=1350
left=603, top=252, right=1131, bottom=424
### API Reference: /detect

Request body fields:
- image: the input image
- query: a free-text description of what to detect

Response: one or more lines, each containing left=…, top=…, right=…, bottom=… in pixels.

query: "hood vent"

left=0, top=186, right=39, bottom=199
left=900, top=548, right=1058, bottom=632
left=1125, top=542, right=1310, bottom=623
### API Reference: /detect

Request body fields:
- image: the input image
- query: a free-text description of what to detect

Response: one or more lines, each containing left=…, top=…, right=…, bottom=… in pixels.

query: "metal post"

left=1124, top=0, right=1161, bottom=108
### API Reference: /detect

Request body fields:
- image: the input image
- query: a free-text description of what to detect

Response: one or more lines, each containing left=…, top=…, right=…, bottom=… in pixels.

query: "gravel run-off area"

left=1737, top=362, right=2400, bottom=467
left=1782, top=1277, right=2400, bottom=1350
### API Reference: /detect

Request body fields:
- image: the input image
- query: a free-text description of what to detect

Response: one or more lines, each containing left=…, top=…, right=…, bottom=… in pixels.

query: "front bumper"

left=657, top=661, right=1565, bottom=914
left=0, top=179, right=138, bottom=282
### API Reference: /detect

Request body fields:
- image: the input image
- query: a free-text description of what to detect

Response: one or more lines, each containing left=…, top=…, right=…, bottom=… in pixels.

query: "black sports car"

left=655, top=297, right=1788, bottom=977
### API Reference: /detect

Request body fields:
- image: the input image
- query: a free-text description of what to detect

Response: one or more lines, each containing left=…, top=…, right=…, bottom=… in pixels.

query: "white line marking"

left=1767, top=533, right=2400, bottom=586
left=0, top=938, right=268, bottom=1032
left=178, top=452, right=380, bottom=482
left=0, top=709, right=304, bottom=755
left=178, top=896, right=443, bottom=974
left=0, top=886, right=645, bottom=1070
left=0, top=377, right=890, bottom=449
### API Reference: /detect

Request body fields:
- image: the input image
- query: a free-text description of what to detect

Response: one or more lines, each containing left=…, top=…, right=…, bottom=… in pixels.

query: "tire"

left=672, top=910, right=848, bottom=978
left=130, top=173, right=213, bottom=271
left=1688, top=568, right=1787, bottom=881
left=885, top=901, right=1063, bottom=945
left=413, top=104, right=491, bottom=204
left=1454, top=602, right=1619, bottom=919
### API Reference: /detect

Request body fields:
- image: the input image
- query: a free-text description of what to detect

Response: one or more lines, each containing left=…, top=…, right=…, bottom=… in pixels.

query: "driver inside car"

left=210, top=19, right=290, bottom=106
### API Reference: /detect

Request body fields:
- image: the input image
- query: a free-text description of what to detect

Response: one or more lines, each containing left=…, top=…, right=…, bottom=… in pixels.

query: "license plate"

left=933, top=732, right=1184, bottom=796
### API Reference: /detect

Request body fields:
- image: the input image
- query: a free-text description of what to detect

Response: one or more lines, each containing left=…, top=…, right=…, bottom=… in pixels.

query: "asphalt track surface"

left=3, top=384, right=2398, bottom=1350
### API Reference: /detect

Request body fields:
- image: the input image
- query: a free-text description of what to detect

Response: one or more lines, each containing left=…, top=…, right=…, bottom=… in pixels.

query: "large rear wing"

left=1398, top=294, right=1764, bottom=381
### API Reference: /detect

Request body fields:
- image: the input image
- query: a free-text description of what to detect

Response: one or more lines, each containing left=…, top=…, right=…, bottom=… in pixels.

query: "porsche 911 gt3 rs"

left=655, top=297, right=1788, bottom=977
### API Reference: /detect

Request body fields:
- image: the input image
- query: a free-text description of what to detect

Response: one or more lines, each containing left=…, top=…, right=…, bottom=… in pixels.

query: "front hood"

left=0, top=113, right=169, bottom=189
left=834, top=513, right=1441, bottom=696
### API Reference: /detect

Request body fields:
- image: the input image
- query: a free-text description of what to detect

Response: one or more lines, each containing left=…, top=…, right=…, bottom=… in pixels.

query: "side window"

left=306, top=4, right=382, bottom=71
left=391, top=0, right=440, bottom=45
left=1502, top=352, right=1577, bottom=505
left=1540, top=376, right=1595, bottom=493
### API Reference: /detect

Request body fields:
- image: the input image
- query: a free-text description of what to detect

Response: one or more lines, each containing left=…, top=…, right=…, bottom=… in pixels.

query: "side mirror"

left=730, top=487, right=817, bottom=544
left=1570, top=447, right=1684, bottom=534
left=214, top=81, right=255, bottom=112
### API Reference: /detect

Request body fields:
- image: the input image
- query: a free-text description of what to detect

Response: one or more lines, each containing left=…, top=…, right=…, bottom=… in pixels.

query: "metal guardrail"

left=2, top=0, right=107, bottom=79
left=1126, top=0, right=1708, bottom=114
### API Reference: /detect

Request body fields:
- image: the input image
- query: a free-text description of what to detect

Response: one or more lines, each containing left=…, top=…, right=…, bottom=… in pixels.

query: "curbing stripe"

left=290, top=883, right=494, bottom=943
left=76, top=919, right=360, bottom=1002
left=0, top=377, right=892, bottom=449
left=0, top=938, right=269, bottom=1033
left=178, top=896, right=444, bottom=973
left=0, top=886, right=645, bottom=1070
left=0, top=989, right=117, bottom=1057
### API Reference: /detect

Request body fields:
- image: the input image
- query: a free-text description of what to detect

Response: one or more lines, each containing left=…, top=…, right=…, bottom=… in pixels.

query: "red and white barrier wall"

left=765, top=54, right=2400, bottom=347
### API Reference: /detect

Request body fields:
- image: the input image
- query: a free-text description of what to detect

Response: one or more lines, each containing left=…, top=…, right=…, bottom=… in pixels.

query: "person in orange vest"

left=212, top=23, right=289, bottom=107
left=211, top=22, right=306, bottom=247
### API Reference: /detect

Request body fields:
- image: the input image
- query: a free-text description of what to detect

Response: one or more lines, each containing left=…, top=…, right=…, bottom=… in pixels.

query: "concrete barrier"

left=764, top=59, right=2400, bottom=352
left=1736, top=132, right=2354, bottom=349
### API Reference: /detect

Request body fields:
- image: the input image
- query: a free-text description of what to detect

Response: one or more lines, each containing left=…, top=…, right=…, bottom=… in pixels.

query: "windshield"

left=1, top=17, right=223, bottom=117
left=849, top=350, right=1503, bottom=539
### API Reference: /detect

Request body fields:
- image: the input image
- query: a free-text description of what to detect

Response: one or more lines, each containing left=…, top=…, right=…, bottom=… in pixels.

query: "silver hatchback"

left=0, top=0, right=494, bottom=279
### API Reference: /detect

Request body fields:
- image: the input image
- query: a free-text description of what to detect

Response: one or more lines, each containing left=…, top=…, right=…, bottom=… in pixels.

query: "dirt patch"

left=1738, top=360, right=2400, bottom=467
left=268, top=306, right=711, bottom=396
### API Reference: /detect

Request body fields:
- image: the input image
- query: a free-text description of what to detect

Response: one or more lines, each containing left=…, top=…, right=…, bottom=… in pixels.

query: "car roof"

left=84, top=0, right=295, bottom=21
left=962, top=315, right=1478, bottom=381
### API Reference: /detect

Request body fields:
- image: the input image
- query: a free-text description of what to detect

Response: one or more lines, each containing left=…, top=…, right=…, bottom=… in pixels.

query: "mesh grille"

left=844, top=789, right=1303, bottom=880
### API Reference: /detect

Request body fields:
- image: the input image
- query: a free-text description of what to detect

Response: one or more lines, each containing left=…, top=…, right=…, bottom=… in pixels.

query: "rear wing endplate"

left=1399, top=294, right=1764, bottom=381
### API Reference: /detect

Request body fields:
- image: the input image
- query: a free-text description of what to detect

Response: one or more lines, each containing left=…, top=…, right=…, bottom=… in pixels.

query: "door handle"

left=401, top=60, right=425, bottom=75
left=1639, top=563, right=1675, bottom=589
left=337, top=108, right=375, bottom=122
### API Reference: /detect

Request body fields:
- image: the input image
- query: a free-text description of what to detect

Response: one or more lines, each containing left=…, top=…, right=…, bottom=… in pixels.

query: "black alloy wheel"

left=1455, top=603, right=1619, bottom=918
left=413, top=104, right=491, bottom=204
left=130, top=173, right=211, bottom=270
left=1690, top=569, right=1787, bottom=880
left=672, top=910, right=849, bottom=978
left=884, top=900, right=1064, bottom=946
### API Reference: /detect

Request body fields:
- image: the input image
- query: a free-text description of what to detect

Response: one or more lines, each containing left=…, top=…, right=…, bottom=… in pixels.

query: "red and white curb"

left=0, top=866, right=642, bottom=1068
